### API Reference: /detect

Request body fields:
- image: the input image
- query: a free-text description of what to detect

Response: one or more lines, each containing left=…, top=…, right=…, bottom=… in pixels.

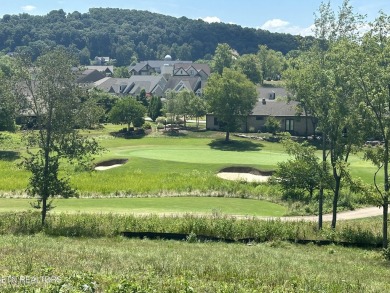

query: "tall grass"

left=0, top=211, right=383, bottom=245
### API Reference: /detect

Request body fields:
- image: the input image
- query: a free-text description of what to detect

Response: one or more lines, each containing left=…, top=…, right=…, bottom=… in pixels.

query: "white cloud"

left=201, top=16, right=221, bottom=23
left=21, top=5, right=37, bottom=12
left=259, top=18, right=314, bottom=37
left=261, top=19, right=290, bottom=30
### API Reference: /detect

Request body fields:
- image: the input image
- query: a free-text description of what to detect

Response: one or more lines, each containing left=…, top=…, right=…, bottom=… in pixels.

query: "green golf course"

left=0, top=197, right=287, bottom=216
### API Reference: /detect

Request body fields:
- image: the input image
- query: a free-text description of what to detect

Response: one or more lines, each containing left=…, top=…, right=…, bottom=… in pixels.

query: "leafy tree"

left=204, top=68, right=257, bottom=141
left=109, top=96, right=146, bottom=131
left=113, top=66, right=130, bottom=78
left=175, top=90, right=193, bottom=128
left=0, top=56, right=19, bottom=131
left=162, top=90, right=178, bottom=130
left=89, top=89, right=119, bottom=122
left=313, top=0, right=365, bottom=230
left=147, top=95, right=162, bottom=122
left=78, top=47, right=91, bottom=65
left=264, top=116, right=280, bottom=135
left=272, top=139, right=331, bottom=201
left=76, top=97, right=105, bottom=129
left=189, top=95, right=207, bottom=129
left=16, top=49, right=102, bottom=225
left=136, top=89, right=148, bottom=107
left=235, top=54, right=262, bottom=84
left=350, top=12, right=390, bottom=248
left=283, top=0, right=366, bottom=229
left=212, top=43, right=235, bottom=74
left=257, top=45, right=285, bottom=81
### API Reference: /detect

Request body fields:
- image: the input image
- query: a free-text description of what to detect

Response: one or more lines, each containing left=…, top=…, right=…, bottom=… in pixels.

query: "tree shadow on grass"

left=208, top=139, right=262, bottom=152
left=0, top=151, right=20, bottom=161
left=109, top=131, right=147, bottom=139
left=160, top=129, right=188, bottom=137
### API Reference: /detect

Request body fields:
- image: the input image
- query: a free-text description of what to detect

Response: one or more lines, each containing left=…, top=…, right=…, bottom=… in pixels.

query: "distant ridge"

left=0, top=8, right=312, bottom=65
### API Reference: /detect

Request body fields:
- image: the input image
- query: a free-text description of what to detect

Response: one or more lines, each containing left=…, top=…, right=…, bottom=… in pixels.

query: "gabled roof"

left=127, top=75, right=167, bottom=94
left=258, top=87, right=288, bottom=100
left=129, top=62, right=153, bottom=73
left=251, top=100, right=302, bottom=117
left=76, top=69, right=106, bottom=84
left=93, top=78, right=132, bottom=93
left=174, top=63, right=211, bottom=76
left=93, top=75, right=167, bottom=95
left=173, top=67, right=190, bottom=76
left=128, top=60, right=192, bottom=73
left=164, top=76, right=202, bottom=93
left=85, top=65, right=114, bottom=74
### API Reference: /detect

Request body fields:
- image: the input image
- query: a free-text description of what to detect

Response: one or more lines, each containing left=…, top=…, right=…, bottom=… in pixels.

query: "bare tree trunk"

left=383, top=139, right=389, bottom=248
left=42, top=197, right=47, bottom=226
left=319, top=188, right=323, bottom=229
left=318, top=134, right=326, bottom=229
left=384, top=200, right=388, bottom=248
left=331, top=176, right=341, bottom=229
left=225, top=130, right=230, bottom=142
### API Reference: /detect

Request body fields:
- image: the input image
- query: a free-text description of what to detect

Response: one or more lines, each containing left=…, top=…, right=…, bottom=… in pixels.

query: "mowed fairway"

left=0, top=197, right=287, bottom=216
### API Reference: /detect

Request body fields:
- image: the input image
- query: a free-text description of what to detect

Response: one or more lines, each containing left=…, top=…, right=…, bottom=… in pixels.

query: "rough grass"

left=0, top=234, right=388, bottom=292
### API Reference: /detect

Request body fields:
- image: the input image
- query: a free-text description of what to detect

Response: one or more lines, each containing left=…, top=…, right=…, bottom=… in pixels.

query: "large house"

left=85, top=55, right=210, bottom=97
left=128, top=55, right=210, bottom=80
left=85, top=65, right=114, bottom=76
left=164, top=76, right=204, bottom=96
left=206, top=87, right=315, bottom=136
left=94, top=75, right=167, bottom=97
left=76, top=69, right=106, bottom=88
left=128, top=55, right=191, bottom=76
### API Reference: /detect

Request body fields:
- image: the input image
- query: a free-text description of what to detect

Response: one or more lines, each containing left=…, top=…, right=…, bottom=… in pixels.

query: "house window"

left=285, top=119, right=294, bottom=131
left=256, top=116, right=263, bottom=121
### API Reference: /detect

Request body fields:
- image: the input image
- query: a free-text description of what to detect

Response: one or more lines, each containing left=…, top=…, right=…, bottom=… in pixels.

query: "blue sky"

left=1, top=0, right=390, bottom=36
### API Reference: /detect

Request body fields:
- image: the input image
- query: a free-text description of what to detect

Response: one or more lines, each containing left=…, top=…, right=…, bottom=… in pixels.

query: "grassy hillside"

left=0, top=234, right=388, bottom=292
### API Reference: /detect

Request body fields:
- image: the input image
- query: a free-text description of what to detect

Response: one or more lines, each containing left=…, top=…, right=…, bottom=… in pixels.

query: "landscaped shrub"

left=155, top=116, right=166, bottom=125
left=142, top=122, right=152, bottom=130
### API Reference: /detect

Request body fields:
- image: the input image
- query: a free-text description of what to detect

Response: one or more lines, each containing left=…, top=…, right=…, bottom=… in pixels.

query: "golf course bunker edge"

left=217, top=166, right=273, bottom=182
left=94, top=158, right=128, bottom=171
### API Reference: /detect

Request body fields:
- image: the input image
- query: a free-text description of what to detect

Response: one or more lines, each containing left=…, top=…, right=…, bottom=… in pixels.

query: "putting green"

left=0, top=197, right=287, bottom=217
left=116, top=146, right=290, bottom=165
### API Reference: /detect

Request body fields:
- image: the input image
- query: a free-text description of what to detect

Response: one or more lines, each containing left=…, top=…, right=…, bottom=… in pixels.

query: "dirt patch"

left=217, top=167, right=273, bottom=182
left=95, top=159, right=128, bottom=171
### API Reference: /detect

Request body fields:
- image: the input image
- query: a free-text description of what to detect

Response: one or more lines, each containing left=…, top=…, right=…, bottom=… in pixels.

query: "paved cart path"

left=258, top=206, right=385, bottom=222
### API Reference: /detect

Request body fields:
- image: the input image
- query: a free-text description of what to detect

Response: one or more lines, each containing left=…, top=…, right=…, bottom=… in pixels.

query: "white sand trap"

left=217, top=172, right=270, bottom=182
left=94, top=159, right=128, bottom=171
left=95, top=164, right=123, bottom=171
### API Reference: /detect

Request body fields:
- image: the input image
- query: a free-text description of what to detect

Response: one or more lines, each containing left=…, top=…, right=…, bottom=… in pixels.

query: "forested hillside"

left=0, top=8, right=309, bottom=65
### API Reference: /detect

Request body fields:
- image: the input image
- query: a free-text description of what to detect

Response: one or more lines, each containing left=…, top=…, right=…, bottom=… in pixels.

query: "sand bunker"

left=217, top=167, right=272, bottom=183
left=95, top=159, right=128, bottom=171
